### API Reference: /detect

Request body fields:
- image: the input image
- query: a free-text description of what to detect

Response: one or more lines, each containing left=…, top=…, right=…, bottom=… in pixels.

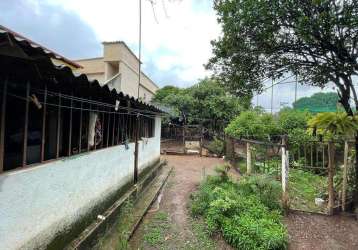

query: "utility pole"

left=271, top=79, right=274, bottom=114
left=137, top=0, right=142, bottom=99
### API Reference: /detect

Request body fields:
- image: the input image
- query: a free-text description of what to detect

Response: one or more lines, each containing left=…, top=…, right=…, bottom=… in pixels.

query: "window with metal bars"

left=0, top=78, right=157, bottom=173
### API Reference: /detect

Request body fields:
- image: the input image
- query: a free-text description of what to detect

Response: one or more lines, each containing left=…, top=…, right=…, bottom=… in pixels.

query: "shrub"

left=190, top=173, right=288, bottom=250
left=225, top=110, right=280, bottom=141
left=207, top=137, right=224, bottom=156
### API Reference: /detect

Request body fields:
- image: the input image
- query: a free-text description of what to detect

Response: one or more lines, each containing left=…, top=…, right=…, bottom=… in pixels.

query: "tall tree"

left=208, top=0, right=358, bottom=113
left=208, top=0, right=358, bottom=206
left=153, top=79, right=245, bottom=129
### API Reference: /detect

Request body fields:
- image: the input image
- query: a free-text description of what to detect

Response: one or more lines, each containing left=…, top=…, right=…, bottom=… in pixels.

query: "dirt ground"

left=284, top=211, right=358, bottom=250
left=129, top=155, right=358, bottom=250
left=129, top=155, right=232, bottom=250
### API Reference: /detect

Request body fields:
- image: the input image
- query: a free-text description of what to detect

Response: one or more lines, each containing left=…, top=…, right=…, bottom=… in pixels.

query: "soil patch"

left=284, top=211, right=358, bottom=250
left=129, top=155, right=232, bottom=249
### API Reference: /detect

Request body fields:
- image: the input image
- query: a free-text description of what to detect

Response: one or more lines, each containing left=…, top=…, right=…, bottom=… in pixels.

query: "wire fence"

left=225, top=136, right=356, bottom=215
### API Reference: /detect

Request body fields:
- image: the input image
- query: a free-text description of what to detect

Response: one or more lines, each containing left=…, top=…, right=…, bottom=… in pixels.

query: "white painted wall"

left=0, top=117, right=161, bottom=250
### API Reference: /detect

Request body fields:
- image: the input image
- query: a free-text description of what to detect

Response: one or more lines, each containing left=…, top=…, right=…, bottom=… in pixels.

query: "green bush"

left=207, top=137, right=224, bottom=156
left=190, top=174, right=287, bottom=250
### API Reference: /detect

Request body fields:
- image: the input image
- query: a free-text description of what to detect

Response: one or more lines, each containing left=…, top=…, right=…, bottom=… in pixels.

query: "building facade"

left=75, top=41, right=159, bottom=102
left=0, top=26, right=163, bottom=249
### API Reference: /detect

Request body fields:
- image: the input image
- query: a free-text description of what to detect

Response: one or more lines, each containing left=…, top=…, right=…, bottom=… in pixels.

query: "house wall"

left=74, top=42, right=159, bottom=101
left=0, top=117, right=161, bottom=250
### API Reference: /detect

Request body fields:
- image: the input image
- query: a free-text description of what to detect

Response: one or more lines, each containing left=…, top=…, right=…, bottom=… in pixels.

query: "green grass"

left=143, top=211, right=171, bottom=247
left=188, top=218, right=216, bottom=250
left=289, top=169, right=327, bottom=212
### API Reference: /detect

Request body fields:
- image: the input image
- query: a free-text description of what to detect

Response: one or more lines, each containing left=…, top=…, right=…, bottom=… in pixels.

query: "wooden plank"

left=22, top=81, right=30, bottom=167
left=0, top=78, right=8, bottom=172
left=79, top=101, right=83, bottom=153
left=342, top=141, right=349, bottom=211
left=327, top=141, right=335, bottom=215
left=134, top=114, right=140, bottom=184
left=68, top=95, right=73, bottom=156
left=40, top=85, right=47, bottom=162
left=112, top=112, right=116, bottom=146
left=56, top=93, right=61, bottom=158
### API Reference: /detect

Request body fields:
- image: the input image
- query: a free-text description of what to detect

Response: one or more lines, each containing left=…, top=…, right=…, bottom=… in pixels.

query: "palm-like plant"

left=308, top=112, right=358, bottom=214
left=308, top=112, right=358, bottom=139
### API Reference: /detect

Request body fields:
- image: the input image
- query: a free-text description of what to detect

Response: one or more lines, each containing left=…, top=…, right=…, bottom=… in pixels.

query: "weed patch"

left=289, top=169, right=327, bottom=212
left=190, top=167, right=288, bottom=250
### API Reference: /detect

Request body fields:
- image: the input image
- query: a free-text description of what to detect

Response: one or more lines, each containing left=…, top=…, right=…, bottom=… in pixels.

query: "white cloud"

left=45, top=0, right=220, bottom=87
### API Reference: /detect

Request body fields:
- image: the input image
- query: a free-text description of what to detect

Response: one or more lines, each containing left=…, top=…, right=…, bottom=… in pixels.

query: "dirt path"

left=285, top=211, right=358, bottom=250
left=129, top=155, right=232, bottom=250
left=129, top=155, right=358, bottom=250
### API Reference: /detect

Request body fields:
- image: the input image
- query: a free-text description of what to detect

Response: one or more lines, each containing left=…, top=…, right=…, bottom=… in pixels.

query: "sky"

left=0, top=0, right=339, bottom=110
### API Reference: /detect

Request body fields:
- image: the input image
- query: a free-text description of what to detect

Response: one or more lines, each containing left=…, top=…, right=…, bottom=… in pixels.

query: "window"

left=0, top=78, right=158, bottom=173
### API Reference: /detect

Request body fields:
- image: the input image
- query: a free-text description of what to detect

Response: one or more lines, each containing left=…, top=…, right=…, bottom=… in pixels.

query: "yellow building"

left=75, top=41, right=159, bottom=102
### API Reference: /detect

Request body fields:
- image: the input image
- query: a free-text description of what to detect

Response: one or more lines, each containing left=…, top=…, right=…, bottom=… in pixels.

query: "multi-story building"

left=75, top=41, right=159, bottom=102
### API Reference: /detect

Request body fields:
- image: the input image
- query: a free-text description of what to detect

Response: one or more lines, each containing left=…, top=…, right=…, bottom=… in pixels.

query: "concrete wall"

left=74, top=42, right=159, bottom=102
left=0, top=117, right=161, bottom=250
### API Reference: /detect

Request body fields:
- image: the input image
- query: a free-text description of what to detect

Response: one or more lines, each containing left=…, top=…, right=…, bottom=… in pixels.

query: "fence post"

left=246, top=142, right=252, bottom=175
left=327, top=141, right=335, bottom=215
left=342, top=141, right=349, bottom=211
left=281, top=135, right=289, bottom=210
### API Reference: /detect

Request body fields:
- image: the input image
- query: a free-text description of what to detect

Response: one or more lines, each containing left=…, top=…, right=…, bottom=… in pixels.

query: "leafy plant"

left=207, top=137, right=224, bottom=156
left=308, top=112, right=358, bottom=140
left=225, top=110, right=280, bottom=140
left=190, top=172, right=287, bottom=250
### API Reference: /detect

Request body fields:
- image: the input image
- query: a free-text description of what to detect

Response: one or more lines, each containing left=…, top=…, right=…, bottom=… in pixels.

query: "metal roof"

left=0, top=25, right=83, bottom=69
left=0, top=28, right=164, bottom=114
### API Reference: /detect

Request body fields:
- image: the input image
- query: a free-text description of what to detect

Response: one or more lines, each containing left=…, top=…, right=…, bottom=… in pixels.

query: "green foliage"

left=237, top=175, right=282, bottom=211
left=308, top=112, right=358, bottom=139
left=207, top=137, right=224, bottom=156
left=293, top=92, right=340, bottom=113
left=289, top=169, right=327, bottom=213
left=225, top=110, right=280, bottom=140
left=190, top=173, right=287, bottom=250
left=278, top=108, right=311, bottom=132
left=153, top=78, right=245, bottom=128
left=277, top=108, right=313, bottom=152
left=143, top=211, right=171, bottom=246
left=207, top=0, right=358, bottom=114
left=152, top=85, right=180, bottom=103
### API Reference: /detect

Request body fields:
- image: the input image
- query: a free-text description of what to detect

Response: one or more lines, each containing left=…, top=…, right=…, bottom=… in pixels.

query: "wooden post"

left=134, top=114, right=140, bottom=184
left=246, top=142, right=252, bottom=175
left=281, top=135, right=289, bottom=210
left=200, top=125, right=203, bottom=157
left=183, top=125, right=186, bottom=154
left=342, top=141, right=349, bottom=211
left=310, top=143, right=313, bottom=169
left=322, top=143, right=325, bottom=169
left=0, top=78, right=8, bottom=172
left=22, top=82, right=30, bottom=166
left=56, top=93, right=61, bottom=158
left=68, top=95, right=73, bottom=156
left=40, top=85, right=47, bottom=162
left=304, top=145, right=307, bottom=168
left=327, top=141, right=335, bottom=215
left=78, top=101, right=83, bottom=153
